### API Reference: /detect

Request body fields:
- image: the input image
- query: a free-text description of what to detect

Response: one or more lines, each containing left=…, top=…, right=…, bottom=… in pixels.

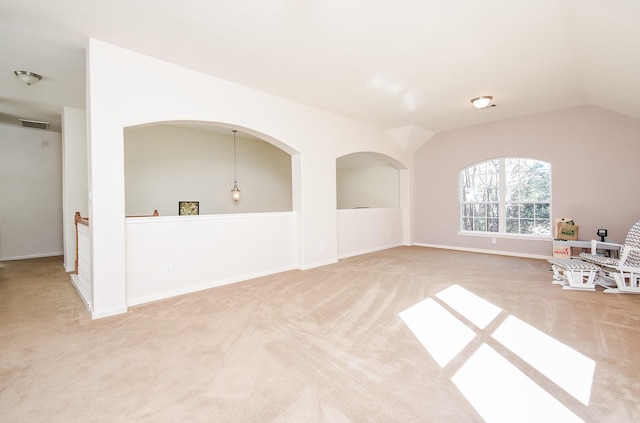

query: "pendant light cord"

left=233, top=130, right=237, bottom=183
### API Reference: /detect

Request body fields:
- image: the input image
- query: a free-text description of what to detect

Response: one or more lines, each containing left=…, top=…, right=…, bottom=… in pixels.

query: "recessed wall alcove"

left=336, top=152, right=404, bottom=209
left=336, top=152, right=409, bottom=258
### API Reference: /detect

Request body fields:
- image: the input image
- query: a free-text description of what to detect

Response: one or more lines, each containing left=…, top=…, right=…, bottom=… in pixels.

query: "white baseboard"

left=413, top=243, right=550, bottom=260
left=70, top=273, right=92, bottom=312
left=127, top=264, right=298, bottom=307
left=338, top=242, right=404, bottom=260
left=299, top=258, right=338, bottom=270
left=64, top=261, right=75, bottom=273
left=0, top=251, right=64, bottom=261
left=91, top=306, right=128, bottom=320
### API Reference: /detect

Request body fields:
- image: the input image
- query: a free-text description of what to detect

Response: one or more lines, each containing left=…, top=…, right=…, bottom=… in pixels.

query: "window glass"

left=460, top=158, right=551, bottom=236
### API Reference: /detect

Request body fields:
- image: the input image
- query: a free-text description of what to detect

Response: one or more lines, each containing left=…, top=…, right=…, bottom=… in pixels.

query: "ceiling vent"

left=19, top=119, right=50, bottom=130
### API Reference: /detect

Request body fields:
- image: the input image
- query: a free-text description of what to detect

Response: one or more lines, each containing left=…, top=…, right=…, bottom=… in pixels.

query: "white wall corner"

left=388, top=125, right=435, bottom=153
left=62, top=107, right=88, bottom=273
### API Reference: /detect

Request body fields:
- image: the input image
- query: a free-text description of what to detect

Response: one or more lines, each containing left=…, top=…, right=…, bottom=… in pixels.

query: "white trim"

left=337, top=206, right=402, bottom=213
left=414, top=242, right=551, bottom=260
left=91, top=306, right=128, bottom=319
left=70, top=273, right=92, bottom=312
left=125, top=211, right=295, bottom=225
left=127, top=264, right=297, bottom=307
left=0, top=251, right=64, bottom=261
left=299, top=258, right=338, bottom=270
left=338, top=242, right=404, bottom=260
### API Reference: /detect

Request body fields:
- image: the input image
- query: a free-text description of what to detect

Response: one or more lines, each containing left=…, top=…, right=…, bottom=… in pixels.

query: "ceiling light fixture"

left=471, top=96, right=493, bottom=109
left=230, top=130, right=241, bottom=202
left=14, top=70, right=43, bottom=86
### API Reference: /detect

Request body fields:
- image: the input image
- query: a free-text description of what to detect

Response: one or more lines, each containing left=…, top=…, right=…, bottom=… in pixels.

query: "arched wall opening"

left=121, top=120, right=301, bottom=308
left=124, top=122, right=293, bottom=216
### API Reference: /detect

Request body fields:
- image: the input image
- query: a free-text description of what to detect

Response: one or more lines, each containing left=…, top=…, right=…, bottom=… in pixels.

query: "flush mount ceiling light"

left=471, top=96, right=493, bottom=109
left=14, top=70, right=43, bottom=86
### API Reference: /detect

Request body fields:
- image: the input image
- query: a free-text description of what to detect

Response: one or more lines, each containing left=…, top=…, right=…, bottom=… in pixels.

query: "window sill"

left=457, top=231, right=552, bottom=242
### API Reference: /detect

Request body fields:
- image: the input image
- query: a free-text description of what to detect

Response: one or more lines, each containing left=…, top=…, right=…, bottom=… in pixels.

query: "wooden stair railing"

left=125, top=210, right=159, bottom=218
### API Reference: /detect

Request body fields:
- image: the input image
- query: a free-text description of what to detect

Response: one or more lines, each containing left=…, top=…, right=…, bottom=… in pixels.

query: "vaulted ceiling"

left=1, top=0, right=639, bottom=134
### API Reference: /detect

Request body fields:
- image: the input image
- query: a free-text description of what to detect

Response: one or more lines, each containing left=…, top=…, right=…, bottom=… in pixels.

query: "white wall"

left=337, top=165, right=399, bottom=209
left=62, top=107, right=88, bottom=271
left=0, top=125, right=63, bottom=260
left=124, top=124, right=291, bottom=216
left=337, top=208, right=404, bottom=258
left=125, top=212, right=296, bottom=305
left=86, top=39, right=411, bottom=318
left=413, top=106, right=640, bottom=258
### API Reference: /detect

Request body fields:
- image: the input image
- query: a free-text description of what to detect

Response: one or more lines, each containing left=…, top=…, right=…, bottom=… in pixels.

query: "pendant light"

left=230, top=130, right=241, bottom=201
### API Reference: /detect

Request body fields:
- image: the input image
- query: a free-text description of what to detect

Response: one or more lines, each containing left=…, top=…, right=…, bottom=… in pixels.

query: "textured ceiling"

left=1, top=0, right=639, bottom=134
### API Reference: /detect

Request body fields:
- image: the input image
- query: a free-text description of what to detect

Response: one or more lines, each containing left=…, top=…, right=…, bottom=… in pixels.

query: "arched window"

left=459, top=158, right=551, bottom=235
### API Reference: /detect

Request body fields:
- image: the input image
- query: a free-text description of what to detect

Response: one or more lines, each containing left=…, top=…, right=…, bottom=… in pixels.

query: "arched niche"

left=124, top=121, right=296, bottom=216
left=336, top=152, right=406, bottom=209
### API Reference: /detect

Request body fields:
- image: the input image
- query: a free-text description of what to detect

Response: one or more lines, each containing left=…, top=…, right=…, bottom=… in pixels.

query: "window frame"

left=459, top=157, right=552, bottom=239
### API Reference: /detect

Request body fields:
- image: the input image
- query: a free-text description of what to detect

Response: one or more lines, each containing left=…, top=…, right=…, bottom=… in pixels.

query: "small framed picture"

left=179, top=201, right=199, bottom=216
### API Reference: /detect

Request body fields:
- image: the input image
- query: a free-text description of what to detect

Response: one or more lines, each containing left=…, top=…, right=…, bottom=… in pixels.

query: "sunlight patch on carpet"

left=435, top=284, right=502, bottom=329
left=492, top=315, right=595, bottom=405
left=452, top=344, right=584, bottom=423
left=400, top=284, right=594, bottom=422
left=399, top=298, right=475, bottom=367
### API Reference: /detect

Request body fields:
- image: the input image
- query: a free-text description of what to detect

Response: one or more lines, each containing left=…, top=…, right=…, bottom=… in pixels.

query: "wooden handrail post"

left=74, top=212, right=81, bottom=274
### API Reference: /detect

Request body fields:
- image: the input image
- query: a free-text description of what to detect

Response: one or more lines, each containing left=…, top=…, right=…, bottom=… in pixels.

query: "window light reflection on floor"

left=400, top=284, right=594, bottom=422
left=492, top=315, right=595, bottom=405
left=452, top=344, right=584, bottom=423
left=436, top=284, right=502, bottom=329
left=399, top=298, right=476, bottom=367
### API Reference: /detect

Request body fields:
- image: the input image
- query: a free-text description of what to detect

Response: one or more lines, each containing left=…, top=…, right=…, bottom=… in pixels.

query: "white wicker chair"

left=579, top=220, right=640, bottom=293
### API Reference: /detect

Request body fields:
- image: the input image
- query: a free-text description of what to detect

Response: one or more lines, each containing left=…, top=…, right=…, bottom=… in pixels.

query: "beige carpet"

left=1, top=247, right=639, bottom=422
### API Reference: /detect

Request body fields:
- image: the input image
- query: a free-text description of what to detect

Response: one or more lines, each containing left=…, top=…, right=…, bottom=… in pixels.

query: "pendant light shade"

left=230, top=130, right=241, bottom=201
left=231, top=182, right=240, bottom=201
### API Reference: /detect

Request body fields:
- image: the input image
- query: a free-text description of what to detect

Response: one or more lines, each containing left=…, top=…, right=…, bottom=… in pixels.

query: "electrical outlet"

left=165, top=264, right=173, bottom=274
left=492, top=237, right=497, bottom=244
